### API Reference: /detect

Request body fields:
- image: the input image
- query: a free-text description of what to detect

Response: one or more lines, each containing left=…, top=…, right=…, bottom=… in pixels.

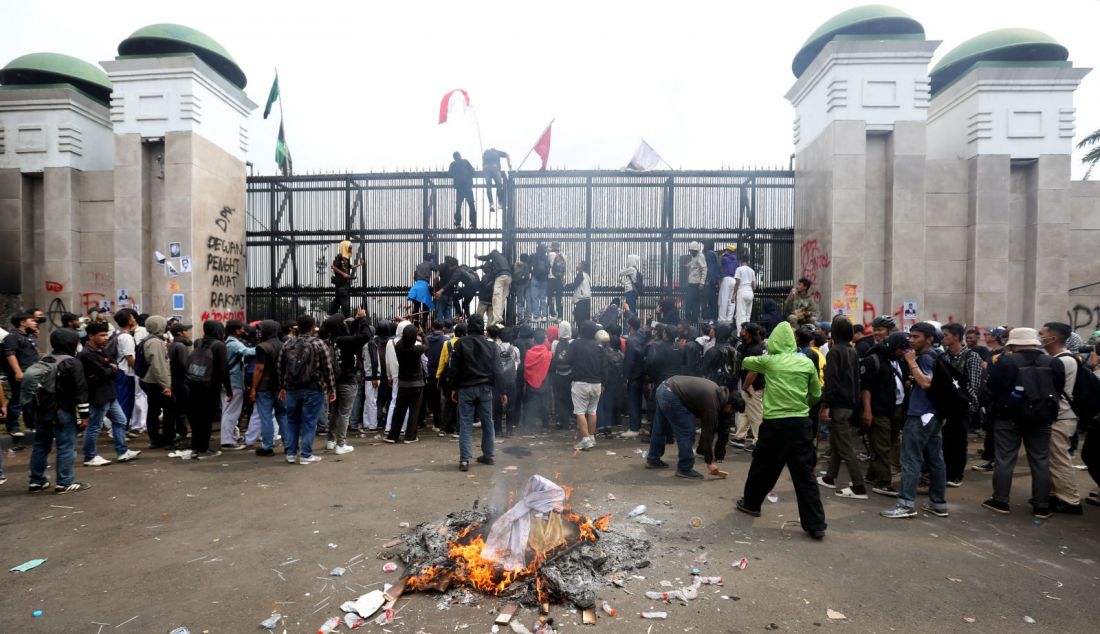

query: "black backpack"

left=285, top=337, right=319, bottom=388
left=513, top=261, right=531, bottom=287
left=185, top=341, right=215, bottom=385
left=532, top=254, right=549, bottom=281
left=495, top=343, right=518, bottom=389
left=1058, top=353, right=1100, bottom=423
left=103, top=331, right=121, bottom=362
left=929, top=352, right=971, bottom=417
left=633, top=268, right=645, bottom=296
left=1008, top=355, right=1060, bottom=427
left=134, top=336, right=153, bottom=380
left=552, top=339, right=572, bottom=376
left=551, top=254, right=566, bottom=279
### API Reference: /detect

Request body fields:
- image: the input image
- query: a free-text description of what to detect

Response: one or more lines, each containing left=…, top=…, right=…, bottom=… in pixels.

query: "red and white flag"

left=532, top=121, right=553, bottom=171
left=438, top=88, right=471, bottom=125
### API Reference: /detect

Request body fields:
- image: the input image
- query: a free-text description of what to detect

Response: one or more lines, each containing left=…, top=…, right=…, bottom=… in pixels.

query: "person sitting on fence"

left=482, top=147, right=511, bottom=213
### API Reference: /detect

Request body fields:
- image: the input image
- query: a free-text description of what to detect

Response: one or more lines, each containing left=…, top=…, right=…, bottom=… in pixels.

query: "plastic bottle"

left=645, top=590, right=685, bottom=601
left=627, top=505, right=647, bottom=518
left=1009, top=385, right=1025, bottom=407
left=260, top=613, right=282, bottom=629
left=697, top=576, right=723, bottom=585
left=318, top=616, right=340, bottom=634
left=640, top=612, right=668, bottom=619
left=601, top=600, right=616, bottom=616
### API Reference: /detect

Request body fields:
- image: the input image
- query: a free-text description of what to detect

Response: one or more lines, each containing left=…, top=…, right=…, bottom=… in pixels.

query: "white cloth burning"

left=483, top=475, right=566, bottom=571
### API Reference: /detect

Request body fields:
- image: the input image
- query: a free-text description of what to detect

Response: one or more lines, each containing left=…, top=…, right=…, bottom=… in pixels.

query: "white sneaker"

left=835, top=487, right=869, bottom=500
left=169, top=449, right=192, bottom=460
left=584, top=436, right=597, bottom=450
left=334, top=445, right=355, bottom=455
left=299, top=455, right=323, bottom=465
left=573, top=439, right=587, bottom=450
left=620, top=430, right=640, bottom=439
left=117, top=450, right=142, bottom=462
left=83, top=455, right=111, bottom=467
left=286, top=454, right=298, bottom=463
left=325, top=440, right=336, bottom=450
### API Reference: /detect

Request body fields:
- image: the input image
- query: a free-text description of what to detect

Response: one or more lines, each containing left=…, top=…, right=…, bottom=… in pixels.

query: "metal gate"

left=245, top=169, right=794, bottom=323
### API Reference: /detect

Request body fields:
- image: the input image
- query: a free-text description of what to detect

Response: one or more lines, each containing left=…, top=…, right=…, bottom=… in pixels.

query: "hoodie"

left=225, top=328, right=256, bottom=391
left=254, top=320, right=283, bottom=393
left=565, top=320, right=608, bottom=384
left=759, top=299, right=783, bottom=336
left=618, top=254, right=640, bottom=293
left=168, top=333, right=193, bottom=392
left=686, top=242, right=707, bottom=284
left=79, top=335, right=118, bottom=406
left=700, top=323, right=734, bottom=382
left=197, top=320, right=232, bottom=397
left=741, top=322, right=820, bottom=419
left=141, top=316, right=172, bottom=391
left=386, top=321, right=411, bottom=384
left=525, top=342, right=553, bottom=390
left=43, top=328, right=89, bottom=418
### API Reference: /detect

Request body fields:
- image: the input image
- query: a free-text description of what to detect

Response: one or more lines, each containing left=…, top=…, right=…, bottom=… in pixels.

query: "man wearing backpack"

left=818, top=317, right=869, bottom=500
left=487, top=324, right=519, bottom=436
left=110, top=309, right=142, bottom=438
left=167, top=322, right=193, bottom=446
left=182, top=321, right=232, bottom=459
left=861, top=332, right=909, bottom=497
left=248, top=320, right=287, bottom=457
left=941, top=323, right=983, bottom=488
left=138, top=316, right=175, bottom=450
left=882, top=322, right=950, bottom=519
left=79, top=321, right=141, bottom=466
left=278, top=314, right=337, bottom=465
left=550, top=321, right=574, bottom=430
left=27, top=328, right=91, bottom=493
left=548, top=242, right=566, bottom=320
left=622, top=316, right=650, bottom=440
left=529, top=244, right=551, bottom=320
left=1041, top=322, right=1084, bottom=514
left=618, top=254, right=642, bottom=314
left=731, top=323, right=767, bottom=451
left=980, top=327, right=1065, bottom=518
left=476, top=249, right=512, bottom=327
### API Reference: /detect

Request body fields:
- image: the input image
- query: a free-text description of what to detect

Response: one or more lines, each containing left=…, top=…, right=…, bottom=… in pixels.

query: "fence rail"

left=245, top=169, right=794, bottom=322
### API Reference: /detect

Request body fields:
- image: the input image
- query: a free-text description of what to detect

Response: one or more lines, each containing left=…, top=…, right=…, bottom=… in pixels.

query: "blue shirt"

left=907, top=351, right=936, bottom=418
left=225, top=336, right=256, bottom=390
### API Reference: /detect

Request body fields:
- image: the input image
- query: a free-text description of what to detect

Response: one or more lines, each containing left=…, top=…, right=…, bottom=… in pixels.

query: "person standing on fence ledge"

left=548, top=242, right=567, bottom=320
left=482, top=147, right=511, bottom=213
left=449, top=151, right=477, bottom=229
left=684, top=241, right=707, bottom=324
left=718, top=245, right=739, bottom=323
left=329, top=240, right=361, bottom=317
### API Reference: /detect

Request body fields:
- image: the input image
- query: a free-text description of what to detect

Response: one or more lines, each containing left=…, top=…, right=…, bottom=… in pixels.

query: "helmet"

left=871, top=315, right=896, bottom=330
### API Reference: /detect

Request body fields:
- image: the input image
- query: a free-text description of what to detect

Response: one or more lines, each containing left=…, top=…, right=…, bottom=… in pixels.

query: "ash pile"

left=392, top=475, right=653, bottom=610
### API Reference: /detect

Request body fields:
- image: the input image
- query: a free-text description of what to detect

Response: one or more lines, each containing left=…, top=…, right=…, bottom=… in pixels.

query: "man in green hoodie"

left=735, top=322, right=827, bottom=539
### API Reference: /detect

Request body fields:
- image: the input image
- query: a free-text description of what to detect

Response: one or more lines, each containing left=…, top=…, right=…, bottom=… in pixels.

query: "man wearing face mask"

left=3, top=311, right=42, bottom=441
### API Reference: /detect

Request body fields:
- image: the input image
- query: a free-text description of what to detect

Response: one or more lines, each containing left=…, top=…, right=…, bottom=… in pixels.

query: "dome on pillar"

left=0, top=52, right=113, bottom=105
left=118, top=23, right=247, bottom=89
left=930, top=28, right=1068, bottom=95
left=792, top=4, right=925, bottom=78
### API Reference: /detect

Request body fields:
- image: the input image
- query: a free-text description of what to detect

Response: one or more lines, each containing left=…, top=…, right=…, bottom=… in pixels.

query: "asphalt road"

left=2, top=428, right=1098, bottom=633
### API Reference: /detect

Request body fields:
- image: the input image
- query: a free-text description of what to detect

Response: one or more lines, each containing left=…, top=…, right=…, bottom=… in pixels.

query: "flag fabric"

left=626, top=140, right=662, bottom=171
left=263, top=75, right=280, bottom=119
left=275, top=121, right=292, bottom=176
left=533, top=122, right=553, bottom=171
left=438, top=88, right=471, bottom=124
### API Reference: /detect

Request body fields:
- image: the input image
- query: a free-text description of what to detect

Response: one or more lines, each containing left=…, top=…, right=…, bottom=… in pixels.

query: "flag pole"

left=469, top=106, right=485, bottom=160
left=517, top=118, right=554, bottom=171
left=276, top=67, right=292, bottom=176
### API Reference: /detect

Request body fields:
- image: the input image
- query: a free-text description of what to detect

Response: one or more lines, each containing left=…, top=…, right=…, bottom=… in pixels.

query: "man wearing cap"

left=684, top=241, right=707, bottom=323
left=717, top=245, right=739, bottom=323
left=981, top=327, right=1065, bottom=518
left=882, top=322, right=949, bottom=519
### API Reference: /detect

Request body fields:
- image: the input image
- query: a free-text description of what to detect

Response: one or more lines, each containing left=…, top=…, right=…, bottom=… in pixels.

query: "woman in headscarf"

left=328, top=240, right=362, bottom=317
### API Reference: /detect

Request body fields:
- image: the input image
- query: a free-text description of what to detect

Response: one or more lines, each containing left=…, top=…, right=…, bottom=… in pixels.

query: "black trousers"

left=187, top=384, right=219, bottom=453
left=552, top=374, right=573, bottom=427
left=454, top=187, right=477, bottom=227
left=424, top=377, right=442, bottom=428
left=685, top=285, right=701, bottom=323
left=699, top=413, right=732, bottom=461
left=742, top=417, right=827, bottom=532
left=141, top=381, right=176, bottom=448
left=328, top=285, right=351, bottom=317
left=548, top=278, right=564, bottom=318
left=439, top=380, right=456, bottom=433
left=573, top=299, right=590, bottom=325
left=1081, top=429, right=1100, bottom=489
left=387, top=386, right=423, bottom=442
left=172, top=383, right=190, bottom=439
left=942, top=413, right=969, bottom=482
left=525, top=387, right=551, bottom=431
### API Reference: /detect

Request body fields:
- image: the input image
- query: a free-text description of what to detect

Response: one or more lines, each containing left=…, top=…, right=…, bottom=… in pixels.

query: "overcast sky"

left=5, top=0, right=1099, bottom=177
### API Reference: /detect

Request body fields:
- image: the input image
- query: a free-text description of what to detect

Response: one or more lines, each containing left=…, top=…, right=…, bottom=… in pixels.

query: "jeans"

left=255, top=390, right=288, bottom=451
left=512, top=284, right=529, bottom=322
left=436, top=294, right=455, bottom=321
left=528, top=279, right=548, bottom=319
left=329, top=382, right=357, bottom=446
left=548, top=278, right=563, bottom=318
left=824, top=407, right=866, bottom=489
left=4, top=379, right=23, bottom=433
left=114, top=372, right=134, bottom=422
left=85, top=400, right=129, bottom=460
left=284, top=388, right=324, bottom=458
left=362, top=380, right=380, bottom=430
left=596, top=382, right=622, bottom=431
left=486, top=169, right=504, bottom=208
left=897, top=414, right=947, bottom=509
left=992, top=417, right=1051, bottom=507
left=741, top=417, right=827, bottom=532
left=626, top=378, right=645, bottom=432
left=647, top=382, right=698, bottom=474
left=29, top=409, right=77, bottom=487
left=457, top=384, right=495, bottom=462
left=454, top=186, right=477, bottom=227
left=625, top=290, right=638, bottom=314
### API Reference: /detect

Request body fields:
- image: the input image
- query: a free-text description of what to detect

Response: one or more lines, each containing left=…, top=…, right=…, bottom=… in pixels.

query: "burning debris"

left=398, top=475, right=652, bottom=609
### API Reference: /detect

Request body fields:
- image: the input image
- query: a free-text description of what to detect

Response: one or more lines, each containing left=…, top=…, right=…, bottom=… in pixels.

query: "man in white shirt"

left=733, top=259, right=756, bottom=332
left=1041, top=322, right=1083, bottom=514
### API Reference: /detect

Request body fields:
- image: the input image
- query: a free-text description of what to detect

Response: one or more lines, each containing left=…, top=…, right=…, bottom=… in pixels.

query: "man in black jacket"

left=28, top=328, right=91, bottom=493
left=447, top=315, right=503, bottom=471
left=449, top=151, right=477, bottom=229
left=167, top=322, right=193, bottom=446
left=818, top=316, right=868, bottom=499
left=79, top=321, right=140, bottom=466
left=565, top=320, right=608, bottom=450
left=248, top=320, right=287, bottom=457
left=861, top=332, right=909, bottom=496
left=623, top=316, right=650, bottom=439
left=186, top=320, right=233, bottom=460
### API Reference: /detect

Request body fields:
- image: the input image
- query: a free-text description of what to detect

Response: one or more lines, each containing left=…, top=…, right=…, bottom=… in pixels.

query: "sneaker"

left=645, top=460, right=669, bottom=469
left=946, top=479, right=963, bottom=488
left=872, top=485, right=899, bottom=497
left=971, top=461, right=995, bottom=473
left=28, top=480, right=51, bottom=493
left=126, top=430, right=141, bottom=440
left=583, top=436, right=597, bottom=450
left=476, top=455, right=494, bottom=466
left=451, top=433, right=460, bottom=439
left=55, top=482, right=90, bottom=494
left=195, top=450, right=223, bottom=460
left=1032, top=506, right=1052, bottom=519
left=880, top=505, right=918, bottom=519
left=459, top=461, right=469, bottom=472
left=299, top=455, right=323, bottom=465
left=0, top=477, right=6, bottom=486
left=835, top=487, right=869, bottom=500
left=730, top=439, right=746, bottom=449
left=743, top=443, right=756, bottom=453
left=83, top=455, right=112, bottom=467
left=383, top=438, right=397, bottom=444
left=1051, top=499, right=1084, bottom=515
left=10, top=430, right=24, bottom=438
left=438, top=431, right=446, bottom=437
left=921, top=502, right=949, bottom=517
left=255, top=448, right=275, bottom=457
left=573, top=439, right=587, bottom=451
left=808, top=530, right=826, bottom=540
left=403, top=438, right=420, bottom=444
left=220, top=444, right=246, bottom=451
left=334, top=444, right=356, bottom=454
left=117, top=450, right=142, bottom=462
left=675, top=470, right=704, bottom=480
left=981, top=498, right=1010, bottom=514
left=735, top=499, right=761, bottom=518
left=286, top=454, right=298, bottom=464
left=168, top=449, right=192, bottom=460
left=620, top=430, right=640, bottom=439
left=816, top=476, right=836, bottom=489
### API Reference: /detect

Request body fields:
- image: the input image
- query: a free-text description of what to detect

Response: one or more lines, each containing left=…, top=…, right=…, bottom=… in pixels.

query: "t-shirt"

left=448, top=158, right=475, bottom=188
left=333, top=255, right=352, bottom=287
left=482, top=148, right=508, bottom=172
left=116, top=332, right=136, bottom=376
left=734, top=265, right=755, bottom=291
left=907, top=351, right=936, bottom=418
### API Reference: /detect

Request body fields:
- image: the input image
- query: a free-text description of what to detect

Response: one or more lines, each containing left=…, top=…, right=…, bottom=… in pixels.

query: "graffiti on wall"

left=204, top=205, right=246, bottom=320
left=45, top=280, right=64, bottom=293
left=46, top=297, right=69, bottom=327
left=799, top=239, right=830, bottom=305
left=1068, top=304, right=1100, bottom=335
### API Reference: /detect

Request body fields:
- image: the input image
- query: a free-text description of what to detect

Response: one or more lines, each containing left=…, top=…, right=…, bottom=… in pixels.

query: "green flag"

left=263, top=74, right=279, bottom=119
left=275, top=121, right=292, bottom=176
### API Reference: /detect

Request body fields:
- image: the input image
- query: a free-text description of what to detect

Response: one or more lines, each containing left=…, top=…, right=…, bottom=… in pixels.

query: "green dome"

left=793, top=5, right=924, bottom=78
left=118, top=23, right=246, bottom=89
left=930, top=28, right=1068, bottom=94
left=0, top=52, right=112, bottom=105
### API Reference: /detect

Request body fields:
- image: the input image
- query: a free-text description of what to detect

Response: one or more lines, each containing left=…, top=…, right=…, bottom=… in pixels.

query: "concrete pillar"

left=885, top=121, right=927, bottom=324
left=1028, top=154, right=1071, bottom=325
left=966, top=155, right=1011, bottom=327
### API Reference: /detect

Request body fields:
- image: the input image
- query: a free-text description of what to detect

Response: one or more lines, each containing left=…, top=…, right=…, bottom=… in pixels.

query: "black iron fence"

left=245, top=169, right=794, bottom=323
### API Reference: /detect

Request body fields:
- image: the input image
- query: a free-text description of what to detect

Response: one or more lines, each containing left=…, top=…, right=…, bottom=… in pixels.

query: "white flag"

left=626, top=140, right=663, bottom=171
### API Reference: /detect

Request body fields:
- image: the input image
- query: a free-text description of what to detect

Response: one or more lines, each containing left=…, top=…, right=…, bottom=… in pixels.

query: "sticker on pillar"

left=117, top=288, right=131, bottom=306
left=903, top=301, right=918, bottom=321
left=169, top=242, right=182, bottom=258
left=172, top=294, right=185, bottom=311
left=180, top=256, right=192, bottom=273
left=166, top=260, right=180, bottom=278
left=168, top=281, right=181, bottom=293
left=844, top=284, right=859, bottom=322
left=100, top=299, right=111, bottom=312
left=832, top=299, right=845, bottom=317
